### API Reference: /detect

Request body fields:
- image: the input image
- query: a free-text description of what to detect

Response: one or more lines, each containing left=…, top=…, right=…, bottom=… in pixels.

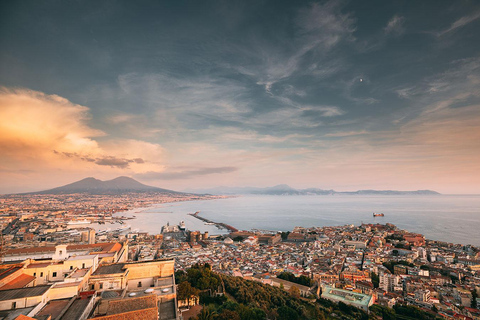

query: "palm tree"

left=196, top=306, right=217, bottom=320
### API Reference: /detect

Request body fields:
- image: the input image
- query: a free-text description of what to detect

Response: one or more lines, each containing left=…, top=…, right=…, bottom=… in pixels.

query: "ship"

left=178, top=221, right=186, bottom=231
left=373, top=213, right=385, bottom=217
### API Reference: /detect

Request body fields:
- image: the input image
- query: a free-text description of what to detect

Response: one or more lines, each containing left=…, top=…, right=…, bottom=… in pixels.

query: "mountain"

left=187, top=185, right=440, bottom=196
left=25, top=176, right=184, bottom=195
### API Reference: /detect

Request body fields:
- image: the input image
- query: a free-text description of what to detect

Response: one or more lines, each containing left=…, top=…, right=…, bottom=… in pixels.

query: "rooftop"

left=0, top=285, right=51, bottom=301
left=35, top=298, right=71, bottom=319
left=0, top=274, right=36, bottom=290
left=321, top=285, right=373, bottom=307
left=59, top=298, right=91, bottom=320
left=92, top=263, right=126, bottom=276
left=66, top=254, right=96, bottom=261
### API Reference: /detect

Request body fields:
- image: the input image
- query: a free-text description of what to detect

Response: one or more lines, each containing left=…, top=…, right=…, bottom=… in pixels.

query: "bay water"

left=99, top=195, right=480, bottom=246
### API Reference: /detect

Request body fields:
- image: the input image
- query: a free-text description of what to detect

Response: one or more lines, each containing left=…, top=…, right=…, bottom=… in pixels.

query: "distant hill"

left=187, top=185, right=440, bottom=196
left=24, top=176, right=185, bottom=195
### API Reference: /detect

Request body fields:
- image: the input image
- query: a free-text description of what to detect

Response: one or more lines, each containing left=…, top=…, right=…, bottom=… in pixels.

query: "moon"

left=360, top=78, right=363, bottom=82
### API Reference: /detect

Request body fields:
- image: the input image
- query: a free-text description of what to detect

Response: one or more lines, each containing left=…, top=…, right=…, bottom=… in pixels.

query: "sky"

left=1, top=0, right=480, bottom=194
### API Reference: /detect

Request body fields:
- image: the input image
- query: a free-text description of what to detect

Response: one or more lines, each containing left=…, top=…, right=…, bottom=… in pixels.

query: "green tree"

left=177, top=281, right=199, bottom=306
left=175, top=270, right=187, bottom=283
left=370, top=272, right=379, bottom=288
left=472, top=289, right=478, bottom=309
left=217, top=309, right=240, bottom=320
left=196, top=306, right=217, bottom=320
left=289, top=285, right=301, bottom=298
left=277, top=305, right=299, bottom=320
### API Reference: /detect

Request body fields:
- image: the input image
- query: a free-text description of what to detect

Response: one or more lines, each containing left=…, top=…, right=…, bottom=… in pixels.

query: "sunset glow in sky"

left=1, top=1, right=480, bottom=194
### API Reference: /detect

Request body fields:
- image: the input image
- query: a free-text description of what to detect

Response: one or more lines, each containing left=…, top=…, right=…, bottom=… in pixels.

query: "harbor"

left=188, top=211, right=238, bottom=232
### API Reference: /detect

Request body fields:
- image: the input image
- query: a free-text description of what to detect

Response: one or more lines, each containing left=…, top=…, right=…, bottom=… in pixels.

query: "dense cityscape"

left=2, top=1, right=480, bottom=319
left=1, top=193, right=479, bottom=320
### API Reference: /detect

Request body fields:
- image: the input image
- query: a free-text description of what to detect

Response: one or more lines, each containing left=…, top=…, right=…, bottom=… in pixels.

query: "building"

left=2, top=242, right=128, bottom=264
left=321, top=285, right=374, bottom=312
left=379, top=273, right=402, bottom=292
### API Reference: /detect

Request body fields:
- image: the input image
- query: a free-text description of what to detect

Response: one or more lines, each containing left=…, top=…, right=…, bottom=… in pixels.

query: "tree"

left=289, top=285, right=300, bottom=298
left=217, top=309, right=240, bottom=320
left=370, top=272, right=379, bottom=288
left=177, top=281, right=199, bottom=306
left=277, top=306, right=299, bottom=320
left=196, top=306, right=217, bottom=320
left=472, top=289, right=478, bottom=309
left=175, top=270, right=187, bottom=284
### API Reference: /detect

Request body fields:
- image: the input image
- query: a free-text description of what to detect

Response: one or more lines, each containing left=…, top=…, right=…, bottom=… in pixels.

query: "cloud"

left=0, top=87, right=103, bottom=159
left=384, top=15, right=405, bottom=35
left=95, top=157, right=131, bottom=168
left=234, top=0, right=355, bottom=94
left=437, top=11, right=480, bottom=36
left=135, top=167, right=238, bottom=180
left=0, top=88, right=164, bottom=175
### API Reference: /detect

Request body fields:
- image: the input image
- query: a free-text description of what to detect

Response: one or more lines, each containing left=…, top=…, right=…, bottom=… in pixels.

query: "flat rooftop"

left=321, top=285, right=372, bottom=307
left=35, top=298, right=71, bottom=319
left=92, top=263, right=125, bottom=275
left=69, top=268, right=89, bottom=278
left=0, top=285, right=51, bottom=301
left=0, top=307, right=35, bottom=320
left=159, top=300, right=176, bottom=320
left=66, top=254, right=95, bottom=261
left=59, top=298, right=91, bottom=320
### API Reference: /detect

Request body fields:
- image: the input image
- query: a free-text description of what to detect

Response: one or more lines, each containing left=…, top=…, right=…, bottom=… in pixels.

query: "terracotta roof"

left=5, top=247, right=56, bottom=255
left=27, top=262, right=51, bottom=269
left=106, top=295, right=156, bottom=315
left=14, top=315, right=37, bottom=320
left=87, top=307, right=158, bottom=320
left=0, top=274, right=36, bottom=290
left=5, top=242, right=122, bottom=256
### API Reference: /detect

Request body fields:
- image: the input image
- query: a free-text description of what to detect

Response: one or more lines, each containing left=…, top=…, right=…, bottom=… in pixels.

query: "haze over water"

left=111, top=195, right=480, bottom=246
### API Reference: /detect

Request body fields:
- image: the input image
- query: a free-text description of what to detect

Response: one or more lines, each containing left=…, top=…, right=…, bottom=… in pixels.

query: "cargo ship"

left=373, top=213, right=385, bottom=217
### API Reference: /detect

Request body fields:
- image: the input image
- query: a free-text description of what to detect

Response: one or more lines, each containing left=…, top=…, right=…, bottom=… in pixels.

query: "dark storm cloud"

left=53, top=150, right=146, bottom=168
left=136, top=167, right=238, bottom=180
left=95, top=157, right=131, bottom=168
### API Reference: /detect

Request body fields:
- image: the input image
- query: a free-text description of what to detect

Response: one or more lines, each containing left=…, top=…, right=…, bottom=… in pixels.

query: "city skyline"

left=1, top=1, right=480, bottom=194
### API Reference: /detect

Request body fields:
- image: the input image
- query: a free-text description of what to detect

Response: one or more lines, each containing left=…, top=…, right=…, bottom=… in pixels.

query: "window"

left=52, top=272, right=57, bottom=277
left=40, top=272, right=43, bottom=277
left=91, top=284, right=95, bottom=290
left=138, top=281, right=142, bottom=287
left=82, top=263, right=85, bottom=268
left=12, top=302, right=16, bottom=309
left=100, top=283, right=103, bottom=289
left=33, top=273, right=36, bottom=276
left=70, top=266, right=73, bottom=270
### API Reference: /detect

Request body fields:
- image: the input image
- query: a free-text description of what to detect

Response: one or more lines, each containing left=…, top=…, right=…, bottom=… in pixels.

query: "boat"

left=178, top=221, right=186, bottom=231
left=373, top=213, right=385, bottom=217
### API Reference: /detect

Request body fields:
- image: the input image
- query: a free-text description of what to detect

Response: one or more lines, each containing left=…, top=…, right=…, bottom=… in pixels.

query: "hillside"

left=188, top=185, right=440, bottom=196
left=24, top=176, right=185, bottom=195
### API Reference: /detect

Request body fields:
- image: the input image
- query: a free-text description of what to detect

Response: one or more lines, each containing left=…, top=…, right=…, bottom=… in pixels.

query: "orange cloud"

left=0, top=88, right=165, bottom=192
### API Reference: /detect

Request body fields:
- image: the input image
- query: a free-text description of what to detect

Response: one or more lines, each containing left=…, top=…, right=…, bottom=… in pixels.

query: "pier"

left=188, top=211, right=238, bottom=232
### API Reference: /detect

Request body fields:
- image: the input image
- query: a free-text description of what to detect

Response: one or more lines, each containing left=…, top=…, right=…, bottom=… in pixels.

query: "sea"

left=93, top=195, right=480, bottom=246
